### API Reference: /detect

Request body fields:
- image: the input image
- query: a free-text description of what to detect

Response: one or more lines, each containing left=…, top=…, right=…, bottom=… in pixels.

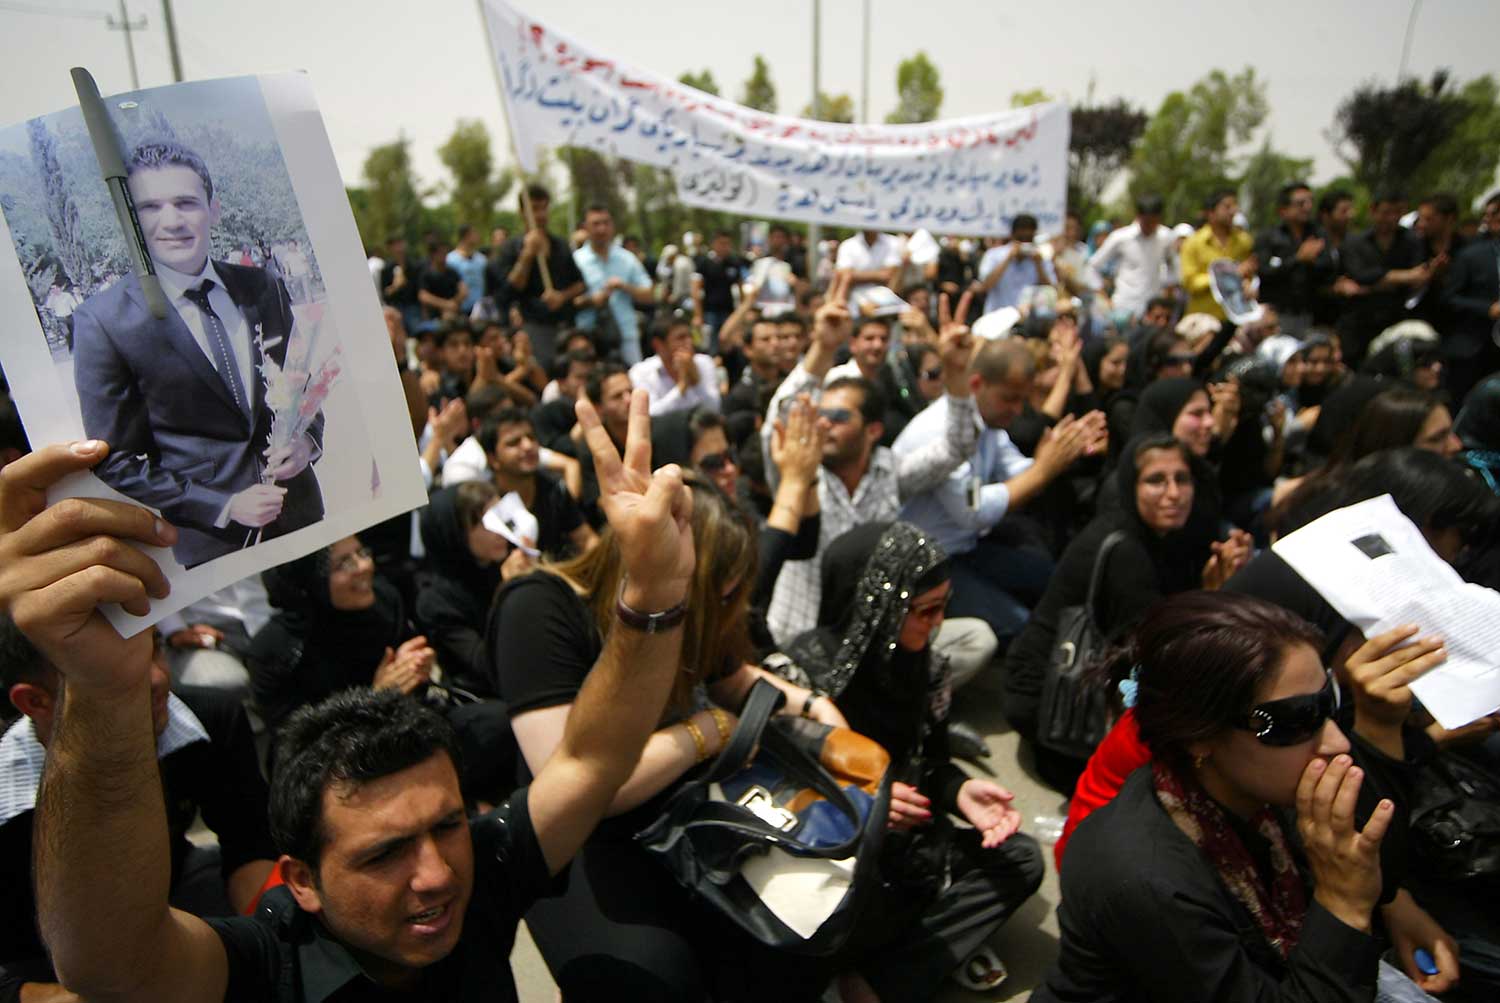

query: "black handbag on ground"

left=1410, top=749, right=1500, bottom=883
left=1037, top=529, right=1126, bottom=761
left=636, top=680, right=892, bottom=955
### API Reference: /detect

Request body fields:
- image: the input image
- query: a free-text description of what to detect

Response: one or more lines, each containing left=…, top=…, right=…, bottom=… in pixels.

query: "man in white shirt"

left=1089, top=194, right=1178, bottom=321
left=628, top=314, right=720, bottom=415
left=975, top=214, right=1056, bottom=313
left=835, top=230, right=903, bottom=294
left=893, top=339, right=1105, bottom=643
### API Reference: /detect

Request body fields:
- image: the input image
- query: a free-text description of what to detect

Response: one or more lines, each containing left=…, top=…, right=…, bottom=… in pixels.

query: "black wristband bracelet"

left=614, top=579, right=688, bottom=633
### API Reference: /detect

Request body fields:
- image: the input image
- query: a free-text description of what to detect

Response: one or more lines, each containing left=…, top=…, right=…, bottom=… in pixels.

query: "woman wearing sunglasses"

left=1035, top=591, right=1412, bottom=1003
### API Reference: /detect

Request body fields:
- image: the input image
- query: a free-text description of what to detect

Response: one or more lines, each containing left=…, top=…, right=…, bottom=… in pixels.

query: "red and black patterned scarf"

left=1152, top=759, right=1308, bottom=959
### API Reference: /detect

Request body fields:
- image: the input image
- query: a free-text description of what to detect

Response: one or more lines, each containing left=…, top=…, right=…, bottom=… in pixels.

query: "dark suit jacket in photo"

left=71, top=261, right=325, bottom=567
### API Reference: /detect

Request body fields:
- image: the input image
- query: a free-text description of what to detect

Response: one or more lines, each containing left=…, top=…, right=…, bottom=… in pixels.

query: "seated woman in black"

left=247, top=534, right=513, bottom=800
left=415, top=480, right=516, bottom=696
left=1035, top=591, right=1408, bottom=1003
left=780, top=521, right=1045, bottom=1002
left=488, top=471, right=845, bottom=1002
left=1005, top=434, right=1251, bottom=790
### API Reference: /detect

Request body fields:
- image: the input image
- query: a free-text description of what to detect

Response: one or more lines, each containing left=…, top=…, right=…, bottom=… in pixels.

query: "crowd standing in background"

left=2, top=177, right=1500, bottom=1003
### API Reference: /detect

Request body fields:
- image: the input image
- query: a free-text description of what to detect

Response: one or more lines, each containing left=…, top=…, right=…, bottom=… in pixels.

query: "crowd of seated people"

left=2, top=182, right=1499, bottom=1002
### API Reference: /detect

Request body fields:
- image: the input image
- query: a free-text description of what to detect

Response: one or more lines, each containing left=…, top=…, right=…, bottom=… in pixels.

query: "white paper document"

left=1272, top=494, right=1500, bottom=729
left=482, top=493, right=540, bottom=557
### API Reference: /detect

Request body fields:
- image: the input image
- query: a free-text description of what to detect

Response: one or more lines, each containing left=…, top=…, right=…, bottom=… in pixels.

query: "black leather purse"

left=636, top=681, right=892, bottom=955
left=1037, top=530, right=1126, bottom=761
left=1410, top=750, right=1500, bottom=884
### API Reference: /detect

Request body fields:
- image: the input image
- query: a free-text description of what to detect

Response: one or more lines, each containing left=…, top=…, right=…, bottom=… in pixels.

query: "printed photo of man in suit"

left=71, top=141, right=324, bottom=568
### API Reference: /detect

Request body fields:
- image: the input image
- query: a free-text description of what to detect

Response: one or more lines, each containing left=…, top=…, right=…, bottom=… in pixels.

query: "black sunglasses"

left=697, top=450, right=735, bottom=472
left=818, top=407, right=854, bottom=424
left=921, top=366, right=943, bottom=381
left=1165, top=353, right=1197, bottom=366
left=1241, top=669, right=1340, bottom=746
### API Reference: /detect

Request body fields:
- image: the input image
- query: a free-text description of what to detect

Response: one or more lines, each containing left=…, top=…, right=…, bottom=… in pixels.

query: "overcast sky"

left=3, top=0, right=1496, bottom=206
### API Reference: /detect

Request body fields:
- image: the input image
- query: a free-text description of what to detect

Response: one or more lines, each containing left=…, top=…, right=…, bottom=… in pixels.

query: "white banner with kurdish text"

left=480, top=0, right=1069, bottom=236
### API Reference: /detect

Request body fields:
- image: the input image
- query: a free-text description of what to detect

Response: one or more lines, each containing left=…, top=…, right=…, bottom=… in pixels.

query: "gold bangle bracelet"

left=683, top=717, right=708, bottom=763
left=707, top=707, right=733, bottom=748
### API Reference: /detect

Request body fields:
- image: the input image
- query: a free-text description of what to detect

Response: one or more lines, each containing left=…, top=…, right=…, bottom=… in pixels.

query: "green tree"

left=357, top=137, right=423, bottom=249
left=435, top=119, right=515, bottom=237
left=1388, top=74, right=1500, bottom=210
left=559, top=146, right=629, bottom=231
left=740, top=55, right=777, bottom=113
left=679, top=69, right=720, bottom=96
left=803, top=92, right=856, bottom=123
left=1069, top=99, right=1148, bottom=223
left=1129, top=67, right=1269, bottom=223
left=1009, top=88, right=1051, bottom=109
left=1239, top=138, right=1315, bottom=231
left=886, top=52, right=943, bottom=124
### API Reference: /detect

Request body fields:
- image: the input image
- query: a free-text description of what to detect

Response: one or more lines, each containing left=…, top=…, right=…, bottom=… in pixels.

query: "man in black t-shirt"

left=5, top=398, right=700, bottom=1003
left=488, top=185, right=586, bottom=372
left=477, top=408, right=596, bottom=559
left=419, top=239, right=465, bottom=332
left=694, top=230, right=748, bottom=354
left=380, top=236, right=423, bottom=335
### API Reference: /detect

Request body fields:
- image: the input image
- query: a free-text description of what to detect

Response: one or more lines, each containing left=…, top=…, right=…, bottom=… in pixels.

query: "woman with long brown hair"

left=487, top=456, right=842, bottom=1000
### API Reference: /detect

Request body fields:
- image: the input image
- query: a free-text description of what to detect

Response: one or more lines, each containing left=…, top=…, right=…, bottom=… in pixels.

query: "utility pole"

left=106, top=0, right=147, bottom=90
left=860, top=0, right=870, bottom=124
left=807, top=0, right=821, bottom=282
left=161, top=0, right=184, bottom=82
left=1397, top=0, right=1423, bottom=83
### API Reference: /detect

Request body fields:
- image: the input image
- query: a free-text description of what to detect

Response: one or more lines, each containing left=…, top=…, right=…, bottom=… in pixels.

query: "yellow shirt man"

left=1180, top=223, right=1254, bottom=319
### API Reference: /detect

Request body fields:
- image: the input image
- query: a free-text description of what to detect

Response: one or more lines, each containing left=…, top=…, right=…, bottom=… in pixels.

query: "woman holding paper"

left=1035, top=591, right=1408, bottom=1003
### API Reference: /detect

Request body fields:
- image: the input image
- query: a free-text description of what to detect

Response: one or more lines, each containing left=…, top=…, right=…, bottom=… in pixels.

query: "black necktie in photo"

left=183, top=280, right=249, bottom=416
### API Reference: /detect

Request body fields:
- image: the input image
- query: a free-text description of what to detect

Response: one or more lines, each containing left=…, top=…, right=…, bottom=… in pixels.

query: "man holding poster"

left=71, top=140, right=324, bottom=568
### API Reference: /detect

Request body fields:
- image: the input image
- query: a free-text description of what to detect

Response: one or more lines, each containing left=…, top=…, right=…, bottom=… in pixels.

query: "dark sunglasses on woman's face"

left=1241, top=669, right=1340, bottom=746
left=697, top=451, right=734, bottom=472
left=921, top=366, right=943, bottom=381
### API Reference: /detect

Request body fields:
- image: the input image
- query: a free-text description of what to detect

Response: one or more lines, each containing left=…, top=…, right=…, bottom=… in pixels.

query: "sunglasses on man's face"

left=1241, top=669, right=1340, bottom=746
left=921, top=366, right=943, bottom=381
left=697, top=450, right=735, bottom=472
left=818, top=407, right=854, bottom=425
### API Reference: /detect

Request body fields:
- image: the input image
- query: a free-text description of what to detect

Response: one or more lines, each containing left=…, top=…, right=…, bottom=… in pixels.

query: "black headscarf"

left=256, top=545, right=407, bottom=717
left=1306, top=375, right=1384, bottom=461
left=419, top=486, right=502, bottom=601
left=783, top=522, right=953, bottom=765
left=1101, top=433, right=1220, bottom=595
left=1083, top=337, right=1127, bottom=402
left=1128, top=377, right=1206, bottom=441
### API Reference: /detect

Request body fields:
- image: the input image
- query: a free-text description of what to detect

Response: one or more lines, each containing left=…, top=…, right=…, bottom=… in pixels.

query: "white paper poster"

left=0, top=73, right=427, bottom=634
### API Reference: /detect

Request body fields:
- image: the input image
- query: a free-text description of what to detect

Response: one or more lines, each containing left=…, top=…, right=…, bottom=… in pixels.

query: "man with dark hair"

left=1341, top=192, right=1433, bottom=365
left=1254, top=182, right=1323, bottom=335
left=975, top=213, right=1056, bottom=313
left=0, top=617, right=276, bottom=1002
left=381, top=235, right=423, bottom=334
left=1441, top=191, right=1500, bottom=402
left=1179, top=188, right=1255, bottom=320
left=429, top=322, right=476, bottom=405
left=477, top=408, right=595, bottom=558
left=723, top=316, right=784, bottom=427
left=1312, top=189, right=1357, bottom=327
left=693, top=230, right=748, bottom=353
left=490, top=185, right=586, bottom=371
left=894, top=339, right=1106, bottom=645
left=1412, top=192, right=1464, bottom=331
left=629, top=314, right=720, bottom=416
left=70, top=139, right=324, bottom=567
left=573, top=205, right=653, bottom=364
left=762, top=280, right=978, bottom=643
left=1, top=393, right=699, bottom=1003
left=445, top=224, right=486, bottom=315
left=419, top=238, right=466, bottom=329
left=765, top=223, right=808, bottom=281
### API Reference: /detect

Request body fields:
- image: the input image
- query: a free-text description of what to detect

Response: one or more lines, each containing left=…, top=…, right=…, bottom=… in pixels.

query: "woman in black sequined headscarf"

left=782, top=521, right=1045, bottom=1001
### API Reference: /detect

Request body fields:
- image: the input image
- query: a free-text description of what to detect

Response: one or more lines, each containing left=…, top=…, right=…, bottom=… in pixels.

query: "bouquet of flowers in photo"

left=248, top=302, right=342, bottom=544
